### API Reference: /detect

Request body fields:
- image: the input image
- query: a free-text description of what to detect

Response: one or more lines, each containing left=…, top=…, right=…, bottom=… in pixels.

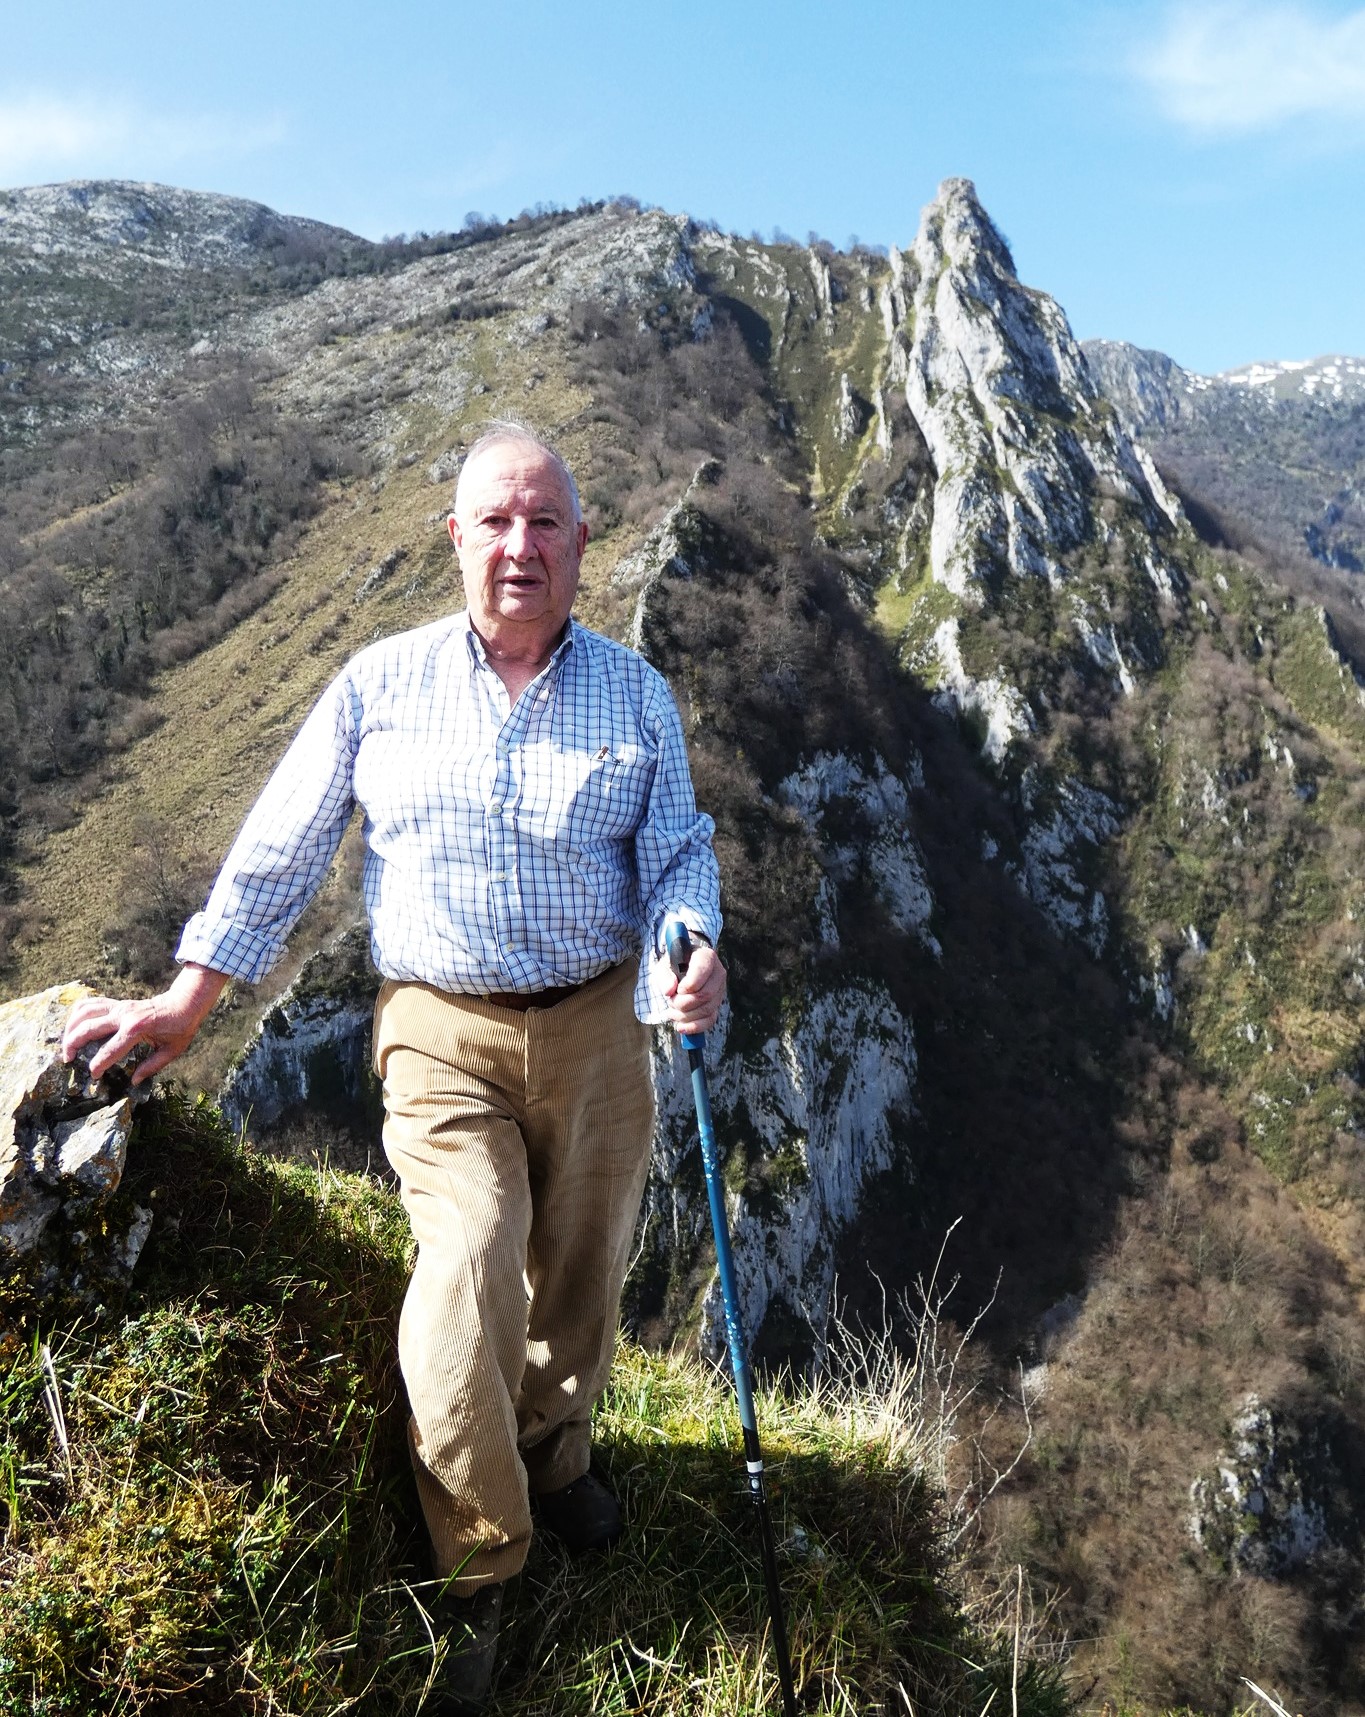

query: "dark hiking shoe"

left=532, top=1468, right=623, bottom=1553
left=431, top=1580, right=504, bottom=1716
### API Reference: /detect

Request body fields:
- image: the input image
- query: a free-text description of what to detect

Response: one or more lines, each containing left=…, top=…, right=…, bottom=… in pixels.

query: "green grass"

left=875, top=570, right=960, bottom=675
left=0, top=1093, right=1068, bottom=1715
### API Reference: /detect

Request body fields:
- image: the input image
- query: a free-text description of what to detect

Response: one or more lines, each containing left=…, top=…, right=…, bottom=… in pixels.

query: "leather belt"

left=476, top=978, right=593, bottom=1013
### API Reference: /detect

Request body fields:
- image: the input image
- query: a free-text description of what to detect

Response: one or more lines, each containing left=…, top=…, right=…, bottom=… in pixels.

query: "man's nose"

left=503, top=517, right=534, bottom=560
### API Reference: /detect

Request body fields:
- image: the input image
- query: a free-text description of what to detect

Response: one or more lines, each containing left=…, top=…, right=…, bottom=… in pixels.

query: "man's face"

left=448, top=444, right=588, bottom=640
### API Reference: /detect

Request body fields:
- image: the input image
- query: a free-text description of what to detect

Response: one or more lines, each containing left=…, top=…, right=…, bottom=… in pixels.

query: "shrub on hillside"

left=99, top=817, right=216, bottom=985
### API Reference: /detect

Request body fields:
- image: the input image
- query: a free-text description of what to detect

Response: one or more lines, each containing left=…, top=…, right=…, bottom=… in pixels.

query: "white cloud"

left=1131, top=2, right=1365, bottom=134
left=0, top=92, right=285, bottom=185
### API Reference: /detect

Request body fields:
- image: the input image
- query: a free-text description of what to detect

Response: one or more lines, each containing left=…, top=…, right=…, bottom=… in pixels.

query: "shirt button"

left=489, top=802, right=503, bottom=816
left=490, top=871, right=506, bottom=883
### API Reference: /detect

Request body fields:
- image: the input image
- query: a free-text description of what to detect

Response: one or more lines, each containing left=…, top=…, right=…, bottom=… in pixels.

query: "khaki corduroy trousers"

left=373, top=959, right=654, bottom=1591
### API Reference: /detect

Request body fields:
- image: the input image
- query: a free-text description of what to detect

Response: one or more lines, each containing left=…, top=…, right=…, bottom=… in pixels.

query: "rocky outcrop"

left=611, top=459, right=723, bottom=657
left=1014, top=775, right=1122, bottom=955
left=807, top=248, right=837, bottom=331
left=1189, top=1396, right=1349, bottom=1575
left=635, top=749, right=929, bottom=1359
left=867, top=180, right=1200, bottom=956
left=834, top=373, right=867, bottom=446
left=0, top=983, right=150, bottom=1274
left=922, top=617, right=1036, bottom=766
left=647, top=982, right=917, bottom=1363
left=218, top=924, right=381, bottom=1141
left=883, top=179, right=1184, bottom=793
left=778, top=750, right=940, bottom=956
left=900, top=179, right=1180, bottom=605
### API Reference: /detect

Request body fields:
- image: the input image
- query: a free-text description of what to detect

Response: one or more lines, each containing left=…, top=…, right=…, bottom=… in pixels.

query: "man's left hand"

left=665, top=944, right=727, bottom=1036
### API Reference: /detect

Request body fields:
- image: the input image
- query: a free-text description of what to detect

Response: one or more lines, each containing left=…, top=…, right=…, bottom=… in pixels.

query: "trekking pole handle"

left=664, top=918, right=706, bottom=1051
left=664, top=916, right=694, bottom=978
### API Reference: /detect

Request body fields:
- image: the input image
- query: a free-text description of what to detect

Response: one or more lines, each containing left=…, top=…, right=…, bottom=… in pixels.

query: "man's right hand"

left=61, top=964, right=230, bottom=1086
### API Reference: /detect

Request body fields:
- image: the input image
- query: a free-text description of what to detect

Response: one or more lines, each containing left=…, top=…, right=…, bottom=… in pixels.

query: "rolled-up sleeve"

left=176, top=673, right=359, bottom=984
left=633, top=679, right=722, bottom=1022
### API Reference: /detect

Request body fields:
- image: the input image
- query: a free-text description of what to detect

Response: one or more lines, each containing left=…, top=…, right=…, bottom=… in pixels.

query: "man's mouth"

left=499, top=568, right=545, bottom=594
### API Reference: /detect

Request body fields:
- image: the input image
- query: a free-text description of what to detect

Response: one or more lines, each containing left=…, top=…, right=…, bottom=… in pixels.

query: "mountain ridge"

left=1085, top=333, right=1365, bottom=622
left=0, top=178, right=364, bottom=270
left=5, top=175, right=1365, bottom=1711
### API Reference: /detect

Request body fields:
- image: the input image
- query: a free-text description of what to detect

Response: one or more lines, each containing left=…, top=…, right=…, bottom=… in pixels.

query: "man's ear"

left=574, top=519, right=588, bottom=557
left=447, top=514, right=460, bottom=547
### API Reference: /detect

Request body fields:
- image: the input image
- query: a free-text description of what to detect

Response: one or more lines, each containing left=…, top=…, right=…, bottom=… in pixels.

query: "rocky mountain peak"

left=916, top=175, right=1017, bottom=282
left=897, top=178, right=1177, bottom=611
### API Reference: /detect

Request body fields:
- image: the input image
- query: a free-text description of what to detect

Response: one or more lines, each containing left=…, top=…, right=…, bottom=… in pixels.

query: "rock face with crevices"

left=645, top=982, right=918, bottom=1366
left=1188, top=1395, right=1349, bottom=1576
left=0, top=983, right=150, bottom=1273
left=610, top=459, right=724, bottom=657
left=218, top=924, right=382, bottom=1154
left=894, top=180, right=1181, bottom=603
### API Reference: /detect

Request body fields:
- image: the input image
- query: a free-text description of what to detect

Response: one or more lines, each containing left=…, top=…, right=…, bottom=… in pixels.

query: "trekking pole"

left=665, top=919, right=799, bottom=1717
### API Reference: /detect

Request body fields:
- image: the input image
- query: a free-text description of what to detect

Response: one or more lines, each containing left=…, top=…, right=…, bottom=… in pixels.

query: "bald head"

left=453, top=422, right=582, bottom=527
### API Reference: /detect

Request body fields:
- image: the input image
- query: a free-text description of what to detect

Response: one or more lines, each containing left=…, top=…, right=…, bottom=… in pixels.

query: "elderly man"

left=62, top=421, right=725, bottom=1714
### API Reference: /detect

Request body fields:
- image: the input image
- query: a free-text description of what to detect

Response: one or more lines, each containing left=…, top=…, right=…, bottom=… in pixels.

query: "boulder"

left=0, top=982, right=150, bottom=1271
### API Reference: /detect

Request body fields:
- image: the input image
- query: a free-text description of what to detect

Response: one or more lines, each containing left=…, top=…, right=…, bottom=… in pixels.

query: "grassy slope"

left=0, top=1092, right=1064, bottom=1717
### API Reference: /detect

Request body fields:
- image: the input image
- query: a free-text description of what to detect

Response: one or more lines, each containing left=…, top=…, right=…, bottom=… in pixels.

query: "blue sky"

left=3, top=0, right=1363, bottom=374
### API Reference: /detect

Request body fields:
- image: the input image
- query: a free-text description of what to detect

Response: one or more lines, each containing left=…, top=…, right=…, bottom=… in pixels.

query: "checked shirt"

left=176, top=612, right=721, bottom=1023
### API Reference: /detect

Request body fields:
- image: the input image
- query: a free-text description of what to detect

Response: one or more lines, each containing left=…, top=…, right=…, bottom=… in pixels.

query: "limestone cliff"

left=885, top=181, right=1183, bottom=736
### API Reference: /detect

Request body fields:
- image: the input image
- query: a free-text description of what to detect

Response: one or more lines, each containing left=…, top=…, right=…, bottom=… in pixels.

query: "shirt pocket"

left=543, top=741, right=654, bottom=846
left=594, top=742, right=655, bottom=840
